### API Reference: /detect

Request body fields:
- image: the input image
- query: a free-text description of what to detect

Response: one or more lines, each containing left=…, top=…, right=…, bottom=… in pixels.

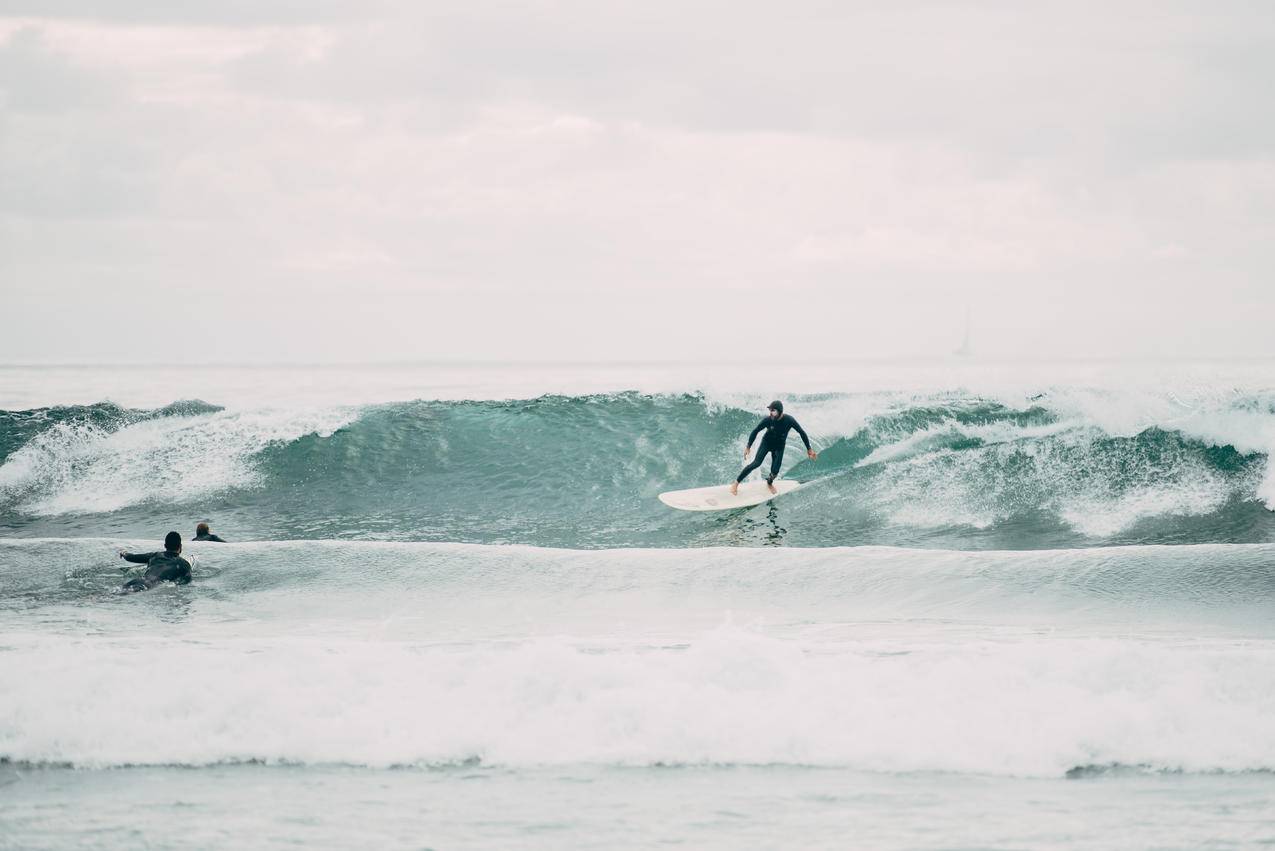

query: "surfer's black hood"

left=768, top=400, right=784, bottom=415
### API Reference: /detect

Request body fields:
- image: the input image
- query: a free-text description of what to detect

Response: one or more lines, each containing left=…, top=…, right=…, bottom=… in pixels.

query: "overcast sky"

left=1, top=1, right=1272, bottom=363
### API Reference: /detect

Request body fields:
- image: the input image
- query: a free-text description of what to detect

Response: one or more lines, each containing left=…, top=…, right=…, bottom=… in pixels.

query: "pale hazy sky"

left=1, top=1, right=1272, bottom=363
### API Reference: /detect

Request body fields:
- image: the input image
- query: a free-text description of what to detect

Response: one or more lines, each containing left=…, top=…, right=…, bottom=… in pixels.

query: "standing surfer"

left=731, top=400, right=817, bottom=495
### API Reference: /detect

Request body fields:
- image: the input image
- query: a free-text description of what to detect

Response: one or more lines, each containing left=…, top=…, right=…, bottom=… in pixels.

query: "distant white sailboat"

left=953, top=306, right=972, bottom=357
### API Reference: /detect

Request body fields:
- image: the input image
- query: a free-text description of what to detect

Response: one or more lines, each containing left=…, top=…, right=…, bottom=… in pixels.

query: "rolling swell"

left=4, top=538, right=1274, bottom=629
left=1, top=391, right=1272, bottom=548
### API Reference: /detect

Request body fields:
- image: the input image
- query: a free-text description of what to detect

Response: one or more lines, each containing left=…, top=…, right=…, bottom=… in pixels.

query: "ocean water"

left=1, top=360, right=1273, bottom=849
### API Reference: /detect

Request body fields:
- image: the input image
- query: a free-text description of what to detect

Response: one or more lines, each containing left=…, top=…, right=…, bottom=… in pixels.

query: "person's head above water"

left=768, top=400, right=784, bottom=418
left=196, top=521, right=210, bottom=536
left=164, top=531, right=182, bottom=553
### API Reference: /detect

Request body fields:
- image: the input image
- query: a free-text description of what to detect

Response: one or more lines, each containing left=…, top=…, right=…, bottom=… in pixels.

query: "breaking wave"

left=1, top=390, right=1273, bottom=547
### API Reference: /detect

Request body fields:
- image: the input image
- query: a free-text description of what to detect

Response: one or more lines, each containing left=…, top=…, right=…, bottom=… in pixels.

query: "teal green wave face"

left=0, top=392, right=1271, bottom=549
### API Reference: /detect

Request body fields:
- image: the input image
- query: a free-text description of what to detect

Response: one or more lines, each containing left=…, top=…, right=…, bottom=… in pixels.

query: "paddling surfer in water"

left=731, top=400, right=817, bottom=495
left=118, top=531, right=193, bottom=592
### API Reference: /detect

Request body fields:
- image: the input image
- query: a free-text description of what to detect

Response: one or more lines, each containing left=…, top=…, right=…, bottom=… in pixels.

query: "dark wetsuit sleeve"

left=791, top=417, right=812, bottom=451
left=122, top=551, right=156, bottom=564
left=209, top=534, right=226, bottom=543
left=746, top=419, right=767, bottom=448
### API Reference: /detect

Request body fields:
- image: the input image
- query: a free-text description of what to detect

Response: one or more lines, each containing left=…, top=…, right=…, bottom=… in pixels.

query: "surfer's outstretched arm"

left=791, top=419, right=811, bottom=451
left=790, top=418, right=817, bottom=459
left=119, top=551, right=155, bottom=564
left=745, top=419, right=767, bottom=455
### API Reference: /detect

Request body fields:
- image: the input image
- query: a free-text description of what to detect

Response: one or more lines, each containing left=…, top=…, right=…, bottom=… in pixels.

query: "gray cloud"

left=0, top=25, right=120, bottom=112
left=0, top=0, right=379, bottom=26
left=1, top=3, right=1273, bottom=363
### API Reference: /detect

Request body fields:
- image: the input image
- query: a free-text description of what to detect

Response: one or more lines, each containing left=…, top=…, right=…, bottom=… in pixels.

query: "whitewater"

left=2, top=360, right=1274, bottom=850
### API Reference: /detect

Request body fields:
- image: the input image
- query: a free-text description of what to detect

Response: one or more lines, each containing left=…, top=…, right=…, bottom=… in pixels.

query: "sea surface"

left=2, top=360, right=1273, bottom=849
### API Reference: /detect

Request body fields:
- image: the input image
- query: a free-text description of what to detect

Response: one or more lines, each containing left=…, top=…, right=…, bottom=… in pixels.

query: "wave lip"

left=0, top=404, right=354, bottom=516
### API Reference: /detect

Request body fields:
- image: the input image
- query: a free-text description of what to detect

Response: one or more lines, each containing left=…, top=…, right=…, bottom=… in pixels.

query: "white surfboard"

left=658, top=479, right=802, bottom=512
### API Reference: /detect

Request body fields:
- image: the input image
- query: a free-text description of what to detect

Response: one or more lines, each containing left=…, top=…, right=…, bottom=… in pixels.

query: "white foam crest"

left=1173, top=406, right=1275, bottom=511
left=1041, top=430, right=1242, bottom=537
left=1016, top=385, right=1275, bottom=510
left=855, top=417, right=1083, bottom=468
left=864, top=427, right=1246, bottom=536
left=699, top=389, right=900, bottom=447
left=1058, top=479, right=1232, bottom=538
left=0, top=407, right=355, bottom=515
left=2, top=630, right=1273, bottom=776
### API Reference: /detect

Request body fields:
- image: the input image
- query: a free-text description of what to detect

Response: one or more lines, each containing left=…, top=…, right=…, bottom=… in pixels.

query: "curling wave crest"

left=1, top=387, right=1272, bottom=547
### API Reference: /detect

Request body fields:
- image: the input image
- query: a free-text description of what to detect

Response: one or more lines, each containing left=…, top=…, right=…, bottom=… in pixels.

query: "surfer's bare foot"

left=729, top=482, right=738, bottom=496
left=767, top=482, right=778, bottom=494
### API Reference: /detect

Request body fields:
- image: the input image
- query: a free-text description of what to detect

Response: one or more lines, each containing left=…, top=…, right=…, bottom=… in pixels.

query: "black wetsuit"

left=736, top=414, right=812, bottom=484
left=193, top=533, right=226, bottom=542
left=121, top=550, right=192, bottom=592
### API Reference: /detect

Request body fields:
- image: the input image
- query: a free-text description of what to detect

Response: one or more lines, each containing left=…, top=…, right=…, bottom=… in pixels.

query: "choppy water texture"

left=1, top=362, right=1273, bottom=849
